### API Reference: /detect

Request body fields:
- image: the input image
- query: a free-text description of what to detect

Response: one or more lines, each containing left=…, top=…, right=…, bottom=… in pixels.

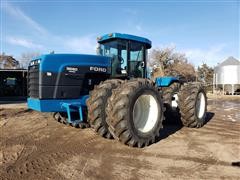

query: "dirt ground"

left=0, top=96, right=239, bottom=180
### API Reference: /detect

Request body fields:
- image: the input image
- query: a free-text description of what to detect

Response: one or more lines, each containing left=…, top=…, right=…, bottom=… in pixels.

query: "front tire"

left=106, top=79, right=164, bottom=147
left=178, top=83, right=207, bottom=128
left=87, top=79, right=122, bottom=139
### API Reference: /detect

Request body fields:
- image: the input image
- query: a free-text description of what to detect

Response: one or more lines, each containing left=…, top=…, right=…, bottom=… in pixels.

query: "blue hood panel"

left=36, top=54, right=111, bottom=72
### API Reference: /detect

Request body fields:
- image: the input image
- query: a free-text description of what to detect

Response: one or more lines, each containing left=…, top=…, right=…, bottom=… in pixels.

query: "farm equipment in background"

left=27, top=33, right=207, bottom=147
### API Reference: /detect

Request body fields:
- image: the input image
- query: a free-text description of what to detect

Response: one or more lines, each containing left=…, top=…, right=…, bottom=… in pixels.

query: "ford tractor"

left=28, top=33, right=207, bottom=147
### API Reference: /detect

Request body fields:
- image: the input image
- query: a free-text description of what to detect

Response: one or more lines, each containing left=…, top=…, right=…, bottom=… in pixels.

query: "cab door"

left=128, top=41, right=146, bottom=78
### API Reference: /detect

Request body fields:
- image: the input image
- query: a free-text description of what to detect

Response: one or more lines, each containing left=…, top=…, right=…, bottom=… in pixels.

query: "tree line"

left=150, top=47, right=213, bottom=86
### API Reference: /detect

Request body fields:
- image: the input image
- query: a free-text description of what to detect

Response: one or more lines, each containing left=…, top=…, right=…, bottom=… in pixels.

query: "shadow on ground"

left=156, top=111, right=215, bottom=142
left=0, top=96, right=27, bottom=104
left=204, top=112, right=215, bottom=125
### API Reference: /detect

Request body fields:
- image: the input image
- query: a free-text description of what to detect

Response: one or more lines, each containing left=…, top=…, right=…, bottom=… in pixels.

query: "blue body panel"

left=27, top=95, right=89, bottom=112
left=155, top=76, right=179, bottom=87
left=32, top=54, right=111, bottom=73
left=98, top=33, right=152, bottom=49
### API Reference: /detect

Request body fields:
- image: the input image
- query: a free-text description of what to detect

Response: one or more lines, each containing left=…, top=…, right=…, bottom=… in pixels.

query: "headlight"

left=30, top=59, right=40, bottom=66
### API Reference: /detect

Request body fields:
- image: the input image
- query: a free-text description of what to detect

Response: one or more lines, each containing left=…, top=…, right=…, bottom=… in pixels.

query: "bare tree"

left=150, top=47, right=196, bottom=81
left=197, top=63, right=214, bottom=92
left=20, top=52, right=41, bottom=68
left=0, top=53, right=20, bottom=69
left=197, top=63, right=213, bottom=84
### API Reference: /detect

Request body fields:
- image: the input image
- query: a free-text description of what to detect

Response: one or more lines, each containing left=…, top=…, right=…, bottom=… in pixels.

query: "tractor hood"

left=31, top=54, right=111, bottom=73
left=28, top=54, right=112, bottom=100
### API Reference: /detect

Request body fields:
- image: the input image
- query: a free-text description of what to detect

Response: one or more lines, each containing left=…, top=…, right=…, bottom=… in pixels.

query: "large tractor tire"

left=162, top=82, right=181, bottom=123
left=106, top=79, right=164, bottom=147
left=178, top=83, right=207, bottom=128
left=87, top=79, right=122, bottom=139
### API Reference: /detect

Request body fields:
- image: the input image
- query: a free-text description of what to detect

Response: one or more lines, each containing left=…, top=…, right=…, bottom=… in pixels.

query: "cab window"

left=99, top=40, right=128, bottom=77
left=129, top=41, right=145, bottom=78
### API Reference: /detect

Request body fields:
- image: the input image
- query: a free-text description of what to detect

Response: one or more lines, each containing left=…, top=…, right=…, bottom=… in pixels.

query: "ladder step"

left=61, top=102, right=86, bottom=124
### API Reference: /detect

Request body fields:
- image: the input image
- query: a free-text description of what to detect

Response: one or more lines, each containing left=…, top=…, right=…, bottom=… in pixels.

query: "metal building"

left=0, top=69, right=27, bottom=98
left=213, top=56, right=240, bottom=95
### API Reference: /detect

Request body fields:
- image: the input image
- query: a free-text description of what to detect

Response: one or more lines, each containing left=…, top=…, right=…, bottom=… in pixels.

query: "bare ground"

left=0, top=97, right=240, bottom=180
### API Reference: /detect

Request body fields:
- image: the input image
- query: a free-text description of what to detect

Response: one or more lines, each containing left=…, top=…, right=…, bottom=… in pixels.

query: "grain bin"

left=213, top=57, right=240, bottom=95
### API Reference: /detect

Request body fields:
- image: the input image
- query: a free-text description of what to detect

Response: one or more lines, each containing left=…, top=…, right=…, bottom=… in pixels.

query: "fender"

left=155, top=76, right=179, bottom=87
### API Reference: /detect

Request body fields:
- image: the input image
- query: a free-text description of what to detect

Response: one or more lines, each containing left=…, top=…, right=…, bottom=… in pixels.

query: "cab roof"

left=97, top=33, right=152, bottom=49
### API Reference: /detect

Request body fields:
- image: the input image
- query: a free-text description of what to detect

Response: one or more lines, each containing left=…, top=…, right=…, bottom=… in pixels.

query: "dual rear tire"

left=162, top=82, right=207, bottom=128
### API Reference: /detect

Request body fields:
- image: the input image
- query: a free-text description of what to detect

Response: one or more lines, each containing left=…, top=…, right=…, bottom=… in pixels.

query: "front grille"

left=28, top=65, right=39, bottom=98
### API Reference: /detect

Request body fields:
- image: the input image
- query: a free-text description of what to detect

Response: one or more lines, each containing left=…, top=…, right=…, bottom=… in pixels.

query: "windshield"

left=99, top=40, right=127, bottom=57
left=98, top=40, right=128, bottom=77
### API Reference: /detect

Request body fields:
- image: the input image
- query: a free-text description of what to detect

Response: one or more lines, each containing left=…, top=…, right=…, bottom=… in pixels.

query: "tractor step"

left=61, top=102, right=85, bottom=125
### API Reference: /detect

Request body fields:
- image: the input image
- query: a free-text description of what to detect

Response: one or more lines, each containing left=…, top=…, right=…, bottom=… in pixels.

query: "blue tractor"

left=28, top=33, right=207, bottom=147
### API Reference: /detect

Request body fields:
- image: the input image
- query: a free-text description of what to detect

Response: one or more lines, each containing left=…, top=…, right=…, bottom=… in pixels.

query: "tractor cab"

left=97, top=33, right=152, bottom=78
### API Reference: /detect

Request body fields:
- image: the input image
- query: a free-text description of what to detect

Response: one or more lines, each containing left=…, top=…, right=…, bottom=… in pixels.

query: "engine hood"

left=32, top=54, right=111, bottom=72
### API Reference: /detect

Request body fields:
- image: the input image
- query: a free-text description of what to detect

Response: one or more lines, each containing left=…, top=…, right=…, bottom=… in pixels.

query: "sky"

left=0, top=0, right=239, bottom=67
